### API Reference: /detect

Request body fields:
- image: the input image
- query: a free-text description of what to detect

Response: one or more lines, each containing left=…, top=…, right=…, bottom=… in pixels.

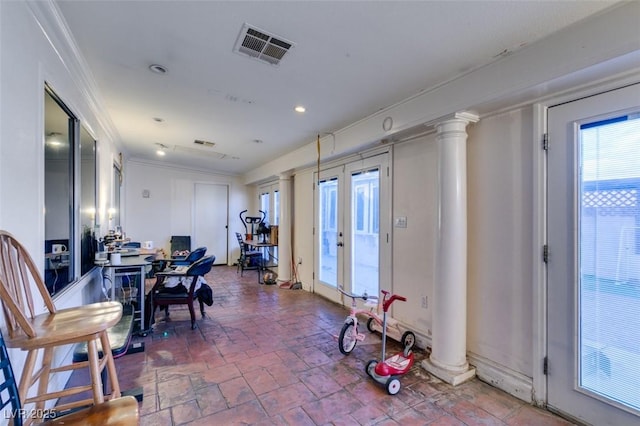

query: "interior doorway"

left=194, top=183, right=229, bottom=265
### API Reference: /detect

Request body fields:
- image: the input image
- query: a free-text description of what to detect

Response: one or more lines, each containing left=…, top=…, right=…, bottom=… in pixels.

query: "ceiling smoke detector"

left=233, top=23, right=294, bottom=66
left=149, top=64, right=168, bottom=74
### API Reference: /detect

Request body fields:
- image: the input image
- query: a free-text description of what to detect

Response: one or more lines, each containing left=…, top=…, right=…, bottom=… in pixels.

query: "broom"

left=278, top=252, right=302, bottom=289
left=290, top=255, right=302, bottom=289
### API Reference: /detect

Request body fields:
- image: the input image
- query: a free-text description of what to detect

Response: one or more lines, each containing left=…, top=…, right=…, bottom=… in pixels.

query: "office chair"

left=170, top=235, right=191, bottom=255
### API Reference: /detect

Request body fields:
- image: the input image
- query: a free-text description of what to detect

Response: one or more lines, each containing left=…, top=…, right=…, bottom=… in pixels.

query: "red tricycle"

left=336, top=287, right=415, bottom=356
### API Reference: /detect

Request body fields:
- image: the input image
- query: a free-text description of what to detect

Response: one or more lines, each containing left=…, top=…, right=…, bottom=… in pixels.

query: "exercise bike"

left=365, top=291, right=414, bottom=395
left=239, top=209, right=266, bottom=240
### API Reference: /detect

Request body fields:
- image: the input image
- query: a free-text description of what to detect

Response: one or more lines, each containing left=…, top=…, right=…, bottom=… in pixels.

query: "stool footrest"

left=73, top=310, right=134, bottom=362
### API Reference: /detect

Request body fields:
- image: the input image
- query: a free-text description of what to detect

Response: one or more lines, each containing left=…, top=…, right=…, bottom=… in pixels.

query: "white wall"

left=391, top=135, right=438, bottom=340
left=466, top=108, right=535, bottom=377
left=124, top=160, right=251, bottom=264
left=292, top=170, right=314, bottom=291
left=0, top=0, right=123, bottom=409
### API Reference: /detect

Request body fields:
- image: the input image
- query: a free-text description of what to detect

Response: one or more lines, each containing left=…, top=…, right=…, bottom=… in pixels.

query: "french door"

left=547, top=83, right=640, bottom=425
left=314, top=153, right=390, bottom=305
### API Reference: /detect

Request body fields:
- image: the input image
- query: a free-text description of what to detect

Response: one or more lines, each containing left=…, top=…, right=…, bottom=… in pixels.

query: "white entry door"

left=314, top=153, right=390, bottom=305
left=194, top=183, right=228, bottom=265
left=547, top=83, right=640, bottom=425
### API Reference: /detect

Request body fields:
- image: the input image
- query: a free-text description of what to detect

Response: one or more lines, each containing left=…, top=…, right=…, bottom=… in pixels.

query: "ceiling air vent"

left=173, top=142, right=239, bottom=160
left=194, top=139, right=215, bottom=148
left=234, top=23, right=294, bottom=66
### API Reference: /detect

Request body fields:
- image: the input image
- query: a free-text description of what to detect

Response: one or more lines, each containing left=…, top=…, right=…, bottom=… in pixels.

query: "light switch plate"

left=394, top=216, right=407, bottom=228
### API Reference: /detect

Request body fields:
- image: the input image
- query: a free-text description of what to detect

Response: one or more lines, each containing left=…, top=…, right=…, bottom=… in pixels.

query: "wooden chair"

left=0, top=231, right=124, bottom=424
left=151, top=255, right=215, bottom=330
left=1, top=330, right=139, bottom=425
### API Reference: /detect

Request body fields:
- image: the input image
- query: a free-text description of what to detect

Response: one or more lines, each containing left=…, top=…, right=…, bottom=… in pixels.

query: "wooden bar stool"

left=1, top=330, right=139, bottom=425
left=0, top=231, right=124, bottom=424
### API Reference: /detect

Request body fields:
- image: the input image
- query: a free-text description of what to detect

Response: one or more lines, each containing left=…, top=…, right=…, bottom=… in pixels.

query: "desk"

left=244, top=239, right=278, bottom=284
left=139, top=247, right=166, bottom=259
left=98, top=255, right=151, bottom=336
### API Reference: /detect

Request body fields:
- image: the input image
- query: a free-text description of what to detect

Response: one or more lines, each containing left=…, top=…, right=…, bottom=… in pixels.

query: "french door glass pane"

left=274, top=190, right=280, bottom=225
left=579, top=113, right=640, bottom=412
left=260, top=192, right=270, bottom=223
left=319, top=178, right=338, bottom=287
left=351, top=169, right=379, bottom=296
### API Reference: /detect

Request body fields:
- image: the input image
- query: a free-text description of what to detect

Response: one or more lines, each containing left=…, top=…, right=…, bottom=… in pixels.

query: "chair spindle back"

left=0, top=231, right=57, bottom=340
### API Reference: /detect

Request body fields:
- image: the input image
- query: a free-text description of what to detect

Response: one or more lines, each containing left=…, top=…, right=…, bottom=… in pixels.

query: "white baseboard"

left=467, top=352, right=534, bottom=403
left=376, top=321, right=534, bottom=403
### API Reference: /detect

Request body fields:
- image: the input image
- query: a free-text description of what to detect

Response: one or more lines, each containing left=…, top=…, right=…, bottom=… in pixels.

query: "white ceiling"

left=55, top=0, right=618, bottom=176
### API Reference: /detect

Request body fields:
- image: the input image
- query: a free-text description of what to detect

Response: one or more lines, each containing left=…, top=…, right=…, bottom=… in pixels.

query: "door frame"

left=312, top=149, right=392, bottom=306
left=535, top=78, right=640, bottom=423
left=532, top=76, right=640, bottom=408
left=192, top=182, right=229, bottom=265
left=313, top=164, right=345, bottom=304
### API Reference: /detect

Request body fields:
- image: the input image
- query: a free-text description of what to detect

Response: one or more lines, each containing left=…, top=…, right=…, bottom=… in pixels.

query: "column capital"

left=279, top=171, right=292, bottom=180
left=425, top=111, right=479, bottom=129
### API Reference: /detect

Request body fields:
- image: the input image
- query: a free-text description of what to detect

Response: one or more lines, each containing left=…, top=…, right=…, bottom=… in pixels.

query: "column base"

left=421, top=358, right=476, bottom=386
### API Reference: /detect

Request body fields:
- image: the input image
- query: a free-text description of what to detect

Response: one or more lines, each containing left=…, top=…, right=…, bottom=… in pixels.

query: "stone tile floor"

left=61, top=265, right=575, bottom=425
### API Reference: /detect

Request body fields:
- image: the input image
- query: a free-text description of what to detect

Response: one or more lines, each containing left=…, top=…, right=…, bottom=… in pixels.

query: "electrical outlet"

left=421, top=296, right=428, bottom=309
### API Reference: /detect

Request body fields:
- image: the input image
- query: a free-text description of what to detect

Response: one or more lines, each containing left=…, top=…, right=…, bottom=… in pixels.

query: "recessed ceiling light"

left=253, top=139, right=263, bottom=144
left=154, top=142, right=168, bottom=156
left=153, top=117, right=164, bottom=123
left=46, top=132, right=64, bottom=146
left=294, top=105, right=306, bottom=113
left=149, top=64, right=168, bottom=74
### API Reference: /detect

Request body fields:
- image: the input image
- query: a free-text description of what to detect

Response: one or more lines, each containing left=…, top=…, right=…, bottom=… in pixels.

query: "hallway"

left=66, top=266, right=574, bottom=425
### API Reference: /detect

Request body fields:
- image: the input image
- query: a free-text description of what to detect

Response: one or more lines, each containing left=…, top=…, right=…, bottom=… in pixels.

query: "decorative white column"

left=421, top=112, right=478, bottom=386
left=277, top=172, right=292, bottom=283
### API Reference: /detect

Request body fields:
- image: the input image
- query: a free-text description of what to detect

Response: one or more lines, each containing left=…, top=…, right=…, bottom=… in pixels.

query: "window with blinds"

left=578, top=113, right=640, bottom=412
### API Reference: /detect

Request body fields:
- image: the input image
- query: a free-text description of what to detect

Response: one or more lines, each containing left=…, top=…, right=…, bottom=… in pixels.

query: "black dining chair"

left=148, top=247, right=207, bottom=317
left=150, top=255, right=215, bottom=330
left=235, top=232, right=262, bottom=282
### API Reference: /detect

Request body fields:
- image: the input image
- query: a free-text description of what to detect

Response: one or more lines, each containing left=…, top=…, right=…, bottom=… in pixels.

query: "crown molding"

left=25, top=0, right=121, bottom=145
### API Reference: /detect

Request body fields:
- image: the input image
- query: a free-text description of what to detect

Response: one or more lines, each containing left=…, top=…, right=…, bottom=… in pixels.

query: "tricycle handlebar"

left=380, top=291, right=407, bottom=312
left=337, top=286, right=378, bottom=303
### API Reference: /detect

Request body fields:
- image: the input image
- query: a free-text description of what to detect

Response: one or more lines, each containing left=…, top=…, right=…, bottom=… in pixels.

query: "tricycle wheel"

left=401, top=331, right=416, bottom=351
left=366, top=359, right=378, bottom=377
left=338, top=320, right=357, bottom=355
left=366, top=317, right=376, bottom=333
left=386, top=376, right=401, bottom=395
